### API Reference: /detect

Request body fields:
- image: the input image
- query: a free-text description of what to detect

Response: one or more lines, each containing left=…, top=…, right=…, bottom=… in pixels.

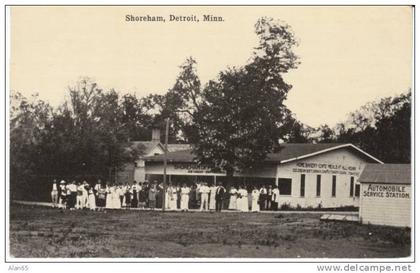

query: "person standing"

left=105, top=183, right=112, bottom=209
left=271, top=185, right=280, bottom=211
left=148, top=183, right=157, bottom=210
left=251, top=186, right=260, bottom=212
left=113, top=184, right=121, bottom=209
left=87, top=185, right=96, bottom=211
left=139, top=183, right=148, bottom=208
left=176, top=183, right=181, bottom=209
left=156, top=182, right=163, bottom=209
left=215, top=182, right=226, bottom=212
left=267, top=184, right=273, bottom=210
left=131, top=183, right=139, bottom=208
left=180, top=183, right=190, bottom=211
left=51, top=179, right=59, bottom=208
left=58, top=180, right=67, bottom=209
left=82, top=181, right=89, bottom=208
left=209, top=182, right=217, bottom=211
left=76, top=182, right=84, bottom=209
left=199, top=182, right=210, bottom=211
left=167, top=184, right=178, bottom=210
left=228, top=186, right=238, bottom=210
left=96, top=183, right=107, bottom=211
left=189, top=184, right=197, bottom=209
left=259, top=185, right=268, bottom=211
left=124, top=183, right=132, bottom=209
left=68, top=180, right=78, bottom=210
left=117, top=184, right=124, bottom=208
left=237, top=185, right=249, bottom=212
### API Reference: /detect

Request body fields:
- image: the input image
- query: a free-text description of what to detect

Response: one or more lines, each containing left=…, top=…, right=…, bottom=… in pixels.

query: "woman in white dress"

left=87, top=186, right=96, bottom=211
left=105, top=184, right=113, bottom=209
left=112, top=185, right=121, bottom=209
left=209, top=183, right=217, bottom=210
left=228, top=186, right=238, bottom=210
left=251, top=186, right=260, bottom=212
left=237, top=185, right=249, bottom=212
left=164, top=185, right=170, bottom=209
left=168, top=185, right=178, bottom=210
left=180, top=183, right=190, bottom=211
left=51, top=179, right=58, bottom=208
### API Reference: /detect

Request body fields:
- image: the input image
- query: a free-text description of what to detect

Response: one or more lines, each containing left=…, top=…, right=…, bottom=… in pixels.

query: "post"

left=162, top=118, right=170, bottom=211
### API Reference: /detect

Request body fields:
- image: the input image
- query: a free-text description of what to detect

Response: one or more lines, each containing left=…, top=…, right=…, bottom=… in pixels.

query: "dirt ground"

left=9, top=204, right=411, bottom=258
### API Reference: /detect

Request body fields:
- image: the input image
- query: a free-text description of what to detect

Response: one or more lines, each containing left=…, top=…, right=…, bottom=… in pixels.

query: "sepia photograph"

left=6, top=5, right=413, bottom=262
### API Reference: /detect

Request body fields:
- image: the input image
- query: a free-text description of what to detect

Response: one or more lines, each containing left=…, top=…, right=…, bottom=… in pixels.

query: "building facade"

left=143, top=143, right=383, bottom=209
left=359, top=164, right=411, bottom=227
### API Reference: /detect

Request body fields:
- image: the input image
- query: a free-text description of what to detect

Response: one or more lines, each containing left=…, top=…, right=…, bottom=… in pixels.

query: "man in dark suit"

left=215, top=181, right=226, bottom=212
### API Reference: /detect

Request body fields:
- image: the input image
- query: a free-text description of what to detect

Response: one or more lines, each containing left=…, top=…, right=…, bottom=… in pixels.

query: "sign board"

left=362, top=184, right=410, bottom=199
left=292, top=162, right=360, bottom=176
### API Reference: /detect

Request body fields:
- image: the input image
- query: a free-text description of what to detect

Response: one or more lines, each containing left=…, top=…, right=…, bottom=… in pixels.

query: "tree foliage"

left=10, top=79, right=146, bottom=199
left=332, top=91, right=411, bottom=163
left=190, top=18, right=300, bottom=175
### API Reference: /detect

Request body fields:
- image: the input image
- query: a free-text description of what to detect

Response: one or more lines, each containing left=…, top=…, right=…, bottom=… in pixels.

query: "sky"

left=10, top=6, right=413, bottom=127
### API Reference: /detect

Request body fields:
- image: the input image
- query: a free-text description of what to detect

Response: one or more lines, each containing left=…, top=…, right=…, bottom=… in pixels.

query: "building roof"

left=143, top=143, right=383, bottom=164
left=166, top=144, right=192, bottom=153
left=131, top=141, right=164, bottom=156
left=359, top=164, right=411, bottom=184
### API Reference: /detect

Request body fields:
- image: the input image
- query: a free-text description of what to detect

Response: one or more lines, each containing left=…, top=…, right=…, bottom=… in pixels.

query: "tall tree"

left=191, top=17, right=300, bottom=175
left=140, top=57, right=202, bottom=143
left=334, top=91, right=411, bottom=163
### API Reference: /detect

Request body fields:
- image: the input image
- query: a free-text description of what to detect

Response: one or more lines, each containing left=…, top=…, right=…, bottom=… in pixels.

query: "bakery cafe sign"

left=173, top=163, right=225, bottom=174
left=362, top=184, right=410, bottom=199
left=292, top=162, right=360, bottom=176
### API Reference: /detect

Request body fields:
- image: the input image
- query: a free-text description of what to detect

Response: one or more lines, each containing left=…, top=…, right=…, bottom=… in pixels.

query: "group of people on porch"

left=50, top=179, right=282, bottom=212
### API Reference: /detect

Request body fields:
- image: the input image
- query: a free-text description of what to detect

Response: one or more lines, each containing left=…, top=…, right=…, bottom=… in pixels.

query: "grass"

left=9, top=204, right=411, bottom=258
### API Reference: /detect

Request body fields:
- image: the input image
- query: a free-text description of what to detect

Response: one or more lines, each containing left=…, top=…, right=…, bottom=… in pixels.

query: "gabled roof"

left=359, top=164, right=411, bottom=184
left=166, top=144, right=192, bottom=153
left=267, top=143, right=383, bottom=164
left=143, top=143, right=383, bottom=164
left=131, top=141, right=164, bottom=156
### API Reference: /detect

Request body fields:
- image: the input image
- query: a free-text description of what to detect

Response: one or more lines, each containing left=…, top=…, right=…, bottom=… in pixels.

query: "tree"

left=9, top=79, right=146, bottom=201
left=140, top=57, right=202, bottom=143
left=9, top=91, right=52, bottom=200
left=334, top=91, right=411, bottom=163
left=191, top=17, right=300, bottom=175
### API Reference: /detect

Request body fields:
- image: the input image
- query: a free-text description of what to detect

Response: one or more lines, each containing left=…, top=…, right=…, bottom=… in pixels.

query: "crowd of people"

left=50, top=179, right=282, bottom=212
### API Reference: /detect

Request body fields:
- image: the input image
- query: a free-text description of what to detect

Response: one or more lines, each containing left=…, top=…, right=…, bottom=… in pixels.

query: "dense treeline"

left=10, top=17, right=411, bottom=200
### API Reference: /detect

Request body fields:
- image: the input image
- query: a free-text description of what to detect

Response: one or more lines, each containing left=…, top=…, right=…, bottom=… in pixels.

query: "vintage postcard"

left=5, top=4, right=414, bottom=268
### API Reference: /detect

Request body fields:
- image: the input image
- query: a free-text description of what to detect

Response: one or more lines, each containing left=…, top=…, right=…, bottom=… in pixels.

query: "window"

left=278, top=178, right=292, bottom=195
left=300, top=174, right=305, bottom=197
left=350, top=176, right=354, bottom=197
left=332, top=175, right=336, bottom=197
left=316, top=175, right=321, bottom=197
left=355, top=184, right=360, bottom=197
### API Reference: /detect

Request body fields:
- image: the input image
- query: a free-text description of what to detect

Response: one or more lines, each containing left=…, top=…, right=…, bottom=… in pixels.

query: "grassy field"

left=9, top=204, right=411, bottom=258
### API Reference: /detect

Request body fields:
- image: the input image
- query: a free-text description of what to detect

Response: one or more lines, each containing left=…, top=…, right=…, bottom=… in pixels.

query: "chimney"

left=151, top=128, right=160, bottom=142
